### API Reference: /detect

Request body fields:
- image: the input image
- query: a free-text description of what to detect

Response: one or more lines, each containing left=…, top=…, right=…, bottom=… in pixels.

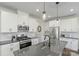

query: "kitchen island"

left=13, top=40, right=67, bottom=56
left=0, top=32, right=67, bottom=56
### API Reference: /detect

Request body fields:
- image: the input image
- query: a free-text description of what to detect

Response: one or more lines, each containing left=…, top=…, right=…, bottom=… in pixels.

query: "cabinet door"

left=10, top=42, right=20, bottom=52
left=71, top=39, right=78, bottom=51
left=61, top=38, right=72, bottom=49
left=1, top=10, right=17, bottom=32
left=60, top=38, right=78, bottom=51
left=60, top=18, right=78, bottom=32
left=17, top=11, right=29, bottom=25
left=65, top=39, right=72, bottom=49
left=65, top=39, right=78, bottom=51
left=1, top=44, right=14, bottom=56
left=31, top=39, right=39, bottom=45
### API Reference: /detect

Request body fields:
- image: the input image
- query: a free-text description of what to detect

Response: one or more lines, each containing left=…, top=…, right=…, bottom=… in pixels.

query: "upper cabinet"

left=0, top=10, right=40, bottom=33
left=49, top=20, right=59, bottom=27
left=60, top=18, right=79, bottom=32
left=0, top=10, right=17, bottom=32
left=28, top=17, right=39, bottom=32
left=49, top=17, right=79, bottom=32
left=17, top=11, right=29, bottom=25
left=17, top=11, right=39, bottom=32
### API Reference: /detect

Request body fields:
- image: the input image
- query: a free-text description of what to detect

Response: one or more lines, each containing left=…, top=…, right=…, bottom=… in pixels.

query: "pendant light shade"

left=42, top=11, right=46, bottom=20
left=42, top=1, right=46, bottom=20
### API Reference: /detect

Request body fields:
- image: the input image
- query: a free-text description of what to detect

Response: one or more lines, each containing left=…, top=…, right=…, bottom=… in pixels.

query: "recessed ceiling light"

left=70, top=9, right=74, bottom=12
left=36, top=9, right=40, bottom=12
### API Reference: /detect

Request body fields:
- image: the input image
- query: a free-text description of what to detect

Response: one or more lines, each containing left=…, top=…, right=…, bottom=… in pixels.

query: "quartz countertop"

left=0, top=40, right=19, bottom=45
left=61, top=37, right=79, bottom=40
left=13, top=41, right=67, bottom=56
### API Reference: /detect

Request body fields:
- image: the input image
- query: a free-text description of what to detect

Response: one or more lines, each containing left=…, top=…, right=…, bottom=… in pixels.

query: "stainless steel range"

left=16, top=34, right=32, bottom=49
left=20, top=40, right=31, bottom=49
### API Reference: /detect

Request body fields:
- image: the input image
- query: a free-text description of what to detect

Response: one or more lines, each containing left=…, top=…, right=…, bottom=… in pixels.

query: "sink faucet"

left=44, top=35, right=50, bottom=48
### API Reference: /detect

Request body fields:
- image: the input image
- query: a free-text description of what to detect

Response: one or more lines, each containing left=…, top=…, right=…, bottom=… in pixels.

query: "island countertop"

left=13, top=41, right=67, bottom=56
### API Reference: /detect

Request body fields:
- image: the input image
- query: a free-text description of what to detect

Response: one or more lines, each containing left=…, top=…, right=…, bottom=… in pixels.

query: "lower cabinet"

left=31, top=39, right=39, bottom=45
left=0, top=44, right=14, bottom=56
left=10, top=42, right=20, bottom=52
left=68, top=39, right=78, bottom=51
left=60, top=38, right=78, bottom=51
left=0, top=42, right=20, bottom=56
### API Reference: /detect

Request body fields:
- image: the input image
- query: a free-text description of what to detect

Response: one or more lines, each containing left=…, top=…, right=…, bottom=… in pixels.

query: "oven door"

left=20, top=42, right=31, bottom=49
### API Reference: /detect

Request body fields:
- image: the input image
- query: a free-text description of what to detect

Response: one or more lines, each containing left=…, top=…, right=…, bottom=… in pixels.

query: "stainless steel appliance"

left=20, top=40, right=31, bottom=49
left=16, top=34, right=32, bottom=49
left=44, top=27, right=60, bottom=47
left=17, top=25, right=29, bottom=32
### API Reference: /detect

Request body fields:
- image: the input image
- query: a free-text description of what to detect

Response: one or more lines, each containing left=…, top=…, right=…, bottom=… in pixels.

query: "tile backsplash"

left=0, top=32, right=39, bottom=41
left=61, top=32, right=79, bottom=39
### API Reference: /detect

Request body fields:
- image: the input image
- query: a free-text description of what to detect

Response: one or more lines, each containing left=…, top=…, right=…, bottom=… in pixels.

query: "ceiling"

left=0, top=2, right=79, bottom=21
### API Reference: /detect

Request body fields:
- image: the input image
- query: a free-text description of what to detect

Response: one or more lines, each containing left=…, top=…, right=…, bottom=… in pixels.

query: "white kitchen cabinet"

left=65, top=39, right=73, bottom=50
left=0, top=44, right=14, bottom=56
left=40, top=36, right=49, bottom=42
left=0, top=10, right=17, bottom=32
left=17, top=11, right=39, bottom=32
left=49, top=20, right=59, bottom=27
left=17, top=11, right=29, bottom=25
left=60, top=18, right=78, bottom=32
left=31, top=39, right=39, bottom=45
left=10, top=42, right=20, bottom=52
left=60, top=38, right=78, bottom=51
left=0, top=42, right=19, bottom=56
left=70, top=39, right=78, bottom=51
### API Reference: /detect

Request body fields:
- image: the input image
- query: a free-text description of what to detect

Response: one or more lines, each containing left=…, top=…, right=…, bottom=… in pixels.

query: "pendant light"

left=56, top=2, right=60, bottom=41
left=56, top=2, right=60, bottom=23
left=42, top=1, right=46, bottom=20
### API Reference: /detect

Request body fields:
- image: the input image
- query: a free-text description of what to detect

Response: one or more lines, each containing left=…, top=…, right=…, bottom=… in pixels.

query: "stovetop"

left=16, top=36, right=32, bottom=41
